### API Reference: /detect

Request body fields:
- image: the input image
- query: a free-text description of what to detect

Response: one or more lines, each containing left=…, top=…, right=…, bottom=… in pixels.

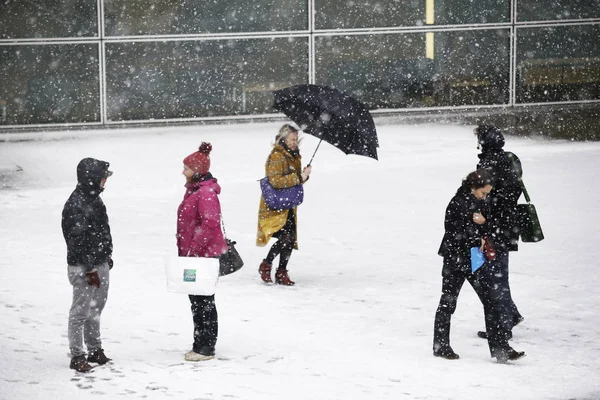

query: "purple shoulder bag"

left=260, top=177, right=304, bottom=210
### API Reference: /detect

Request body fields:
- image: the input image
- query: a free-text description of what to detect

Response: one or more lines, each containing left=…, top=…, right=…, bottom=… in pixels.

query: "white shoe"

left=184, top=350, right=215, bottom=362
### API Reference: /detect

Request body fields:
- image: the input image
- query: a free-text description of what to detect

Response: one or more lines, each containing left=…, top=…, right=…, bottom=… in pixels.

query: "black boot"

left=433, top=345, right=460, bottom=360
left=87, top=348, right=112, bottom=365
left=496, top=348, right=526, bottom=363
left=70, top=355, right=93, bottom=372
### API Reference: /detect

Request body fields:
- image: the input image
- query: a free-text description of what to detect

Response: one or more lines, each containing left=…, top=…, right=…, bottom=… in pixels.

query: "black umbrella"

left=272, top=84, right=378, bottom=165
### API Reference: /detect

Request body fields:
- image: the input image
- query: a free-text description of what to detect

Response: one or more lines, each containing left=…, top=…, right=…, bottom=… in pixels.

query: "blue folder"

left=470, top=247, right=485, bottom=273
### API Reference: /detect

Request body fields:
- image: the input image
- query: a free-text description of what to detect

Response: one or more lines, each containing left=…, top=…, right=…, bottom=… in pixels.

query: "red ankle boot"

left=259, top=260, right=273, bottom=283
left=275, top=269, right=295, bottom=286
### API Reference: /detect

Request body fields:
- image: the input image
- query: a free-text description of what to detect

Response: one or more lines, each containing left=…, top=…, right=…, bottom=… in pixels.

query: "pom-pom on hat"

left=184, top=142, right=212, bottom=175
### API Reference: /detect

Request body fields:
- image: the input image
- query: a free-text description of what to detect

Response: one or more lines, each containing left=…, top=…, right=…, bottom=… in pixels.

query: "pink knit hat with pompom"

left=183, top=142, right=212, bottom=175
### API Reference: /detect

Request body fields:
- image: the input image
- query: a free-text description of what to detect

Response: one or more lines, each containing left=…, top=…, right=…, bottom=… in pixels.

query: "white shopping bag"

left=165, top=256, right=219, bottom=295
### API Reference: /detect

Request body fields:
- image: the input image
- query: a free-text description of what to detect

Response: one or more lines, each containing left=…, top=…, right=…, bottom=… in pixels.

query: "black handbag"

left=219, top=239, right=244, bottom=276
left=517, top=180, right=544, bottom=243
left=218, top=218, right=244, bottom=276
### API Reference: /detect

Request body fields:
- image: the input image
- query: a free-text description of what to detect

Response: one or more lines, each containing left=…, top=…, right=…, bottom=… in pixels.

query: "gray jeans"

left=67, top=262, right=110, bottom=357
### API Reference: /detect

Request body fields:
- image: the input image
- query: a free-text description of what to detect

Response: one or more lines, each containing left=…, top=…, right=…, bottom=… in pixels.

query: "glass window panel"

left=0, top=0, right=97, bottom=39
left=315, top=0, right=425, bottom=29
left=435, top=0, right=509, bottom=25
left=516, top=25, right=600, bottom=103
left=105, top=38, right=308, bottom=121
left=104, top=0, right=307, bottom=36
left=517, top=0, right=600, bottom=21
left=315, top=0, right=508, bottom=29
left=0, top=44, right=100, bottom=125
left=315, top=29, right=510, bottom=109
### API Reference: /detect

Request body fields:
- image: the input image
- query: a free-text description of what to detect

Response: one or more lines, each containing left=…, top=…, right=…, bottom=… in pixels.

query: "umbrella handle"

left=308, top=138, right=323, bottom=167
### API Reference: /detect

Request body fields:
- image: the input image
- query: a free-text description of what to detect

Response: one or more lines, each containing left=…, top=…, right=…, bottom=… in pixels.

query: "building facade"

left=0, top=0, right=599, bottom=129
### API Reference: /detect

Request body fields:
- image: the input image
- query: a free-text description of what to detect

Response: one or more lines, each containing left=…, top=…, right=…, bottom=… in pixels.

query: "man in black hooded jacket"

left=474, top=125, right=524, bottom=338
left=62, top=158, right=114, bottom=372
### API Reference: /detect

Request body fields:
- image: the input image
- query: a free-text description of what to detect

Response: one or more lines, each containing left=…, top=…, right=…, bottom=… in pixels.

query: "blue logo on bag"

left=183, top=269, right=196, bottom=282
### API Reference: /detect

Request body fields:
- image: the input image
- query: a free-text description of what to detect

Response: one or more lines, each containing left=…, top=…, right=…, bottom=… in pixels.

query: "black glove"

left=108, top=258, right=114, bottom=270
left=86, top=271, right=101, bottom=288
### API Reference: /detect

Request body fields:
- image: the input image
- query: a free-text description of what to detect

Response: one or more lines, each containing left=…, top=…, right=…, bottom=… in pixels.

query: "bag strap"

left=519, top=179, right=532, bottom=204
left=507, top=152, right=532, bottom=204
left=220, top=214, right=228, bottom=239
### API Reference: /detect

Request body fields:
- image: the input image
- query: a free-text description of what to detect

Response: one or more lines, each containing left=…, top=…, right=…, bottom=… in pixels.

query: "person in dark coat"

left=474, top=125, right=524, bottom=339
left=433, top=169, right=526, bottom=363
left=62, top=158, right=114, bottom=373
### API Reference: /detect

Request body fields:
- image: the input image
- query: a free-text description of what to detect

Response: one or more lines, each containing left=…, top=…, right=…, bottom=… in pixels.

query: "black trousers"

left=433, top=256, right=511, bottom=358
left=493, top=250, right=523, bottom=331
left=188, top=294, right=218, bottom=354
left=265, top=209, right=296, bottom=271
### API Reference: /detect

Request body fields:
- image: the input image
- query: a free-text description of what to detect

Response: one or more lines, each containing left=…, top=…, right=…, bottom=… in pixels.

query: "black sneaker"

left=87, top=348, right=112, bottom=365
left=70, top=355, right=94, bottom=373
left=433, top=346, right=460, bottom=360
left=477, top=331, right=512, bottom=340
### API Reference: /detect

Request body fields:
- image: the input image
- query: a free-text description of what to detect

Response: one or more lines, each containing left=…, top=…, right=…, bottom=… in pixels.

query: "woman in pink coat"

left=176, top=142, right=227, bottom=362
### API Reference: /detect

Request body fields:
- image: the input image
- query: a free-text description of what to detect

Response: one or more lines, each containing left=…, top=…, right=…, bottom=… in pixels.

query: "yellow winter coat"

left=256, top=144, right=304, bottom=249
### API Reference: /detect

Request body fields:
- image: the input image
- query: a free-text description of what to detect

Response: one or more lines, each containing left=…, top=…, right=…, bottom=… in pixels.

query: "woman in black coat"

left=433, top=170, right=525, bottom=363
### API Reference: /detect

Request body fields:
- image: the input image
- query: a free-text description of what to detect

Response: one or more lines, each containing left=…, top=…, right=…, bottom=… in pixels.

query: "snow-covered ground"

left=1, top=122, right=599, bottom=400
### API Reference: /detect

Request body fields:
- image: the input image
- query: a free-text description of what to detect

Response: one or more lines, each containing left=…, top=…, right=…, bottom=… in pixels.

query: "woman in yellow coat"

left=257, top=124, right=312, bottom=286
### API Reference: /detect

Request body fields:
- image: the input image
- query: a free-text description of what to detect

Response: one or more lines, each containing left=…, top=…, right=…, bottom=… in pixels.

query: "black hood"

left=76, top=158, right=112, bottom=195
left=476, top=125, right=505, bottom=150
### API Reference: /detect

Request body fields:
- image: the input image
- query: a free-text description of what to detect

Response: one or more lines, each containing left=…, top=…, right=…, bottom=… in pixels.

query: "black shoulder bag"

left=219, top=217, right=244, bottom=276
left=517, top=180, right=545, bottom=243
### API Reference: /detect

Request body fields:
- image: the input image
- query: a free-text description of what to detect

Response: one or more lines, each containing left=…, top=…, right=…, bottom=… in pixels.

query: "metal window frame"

left=0, top=0, right=599, bottom=129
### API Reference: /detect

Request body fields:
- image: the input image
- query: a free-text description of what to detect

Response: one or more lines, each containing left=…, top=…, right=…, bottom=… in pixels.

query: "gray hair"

left=275, top=124, right=299, bottom=144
